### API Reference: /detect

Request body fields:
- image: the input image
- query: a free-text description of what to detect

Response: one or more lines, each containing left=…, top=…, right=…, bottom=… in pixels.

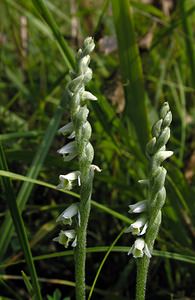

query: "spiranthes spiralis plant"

left=53, top=37, right=101, bottom=300
left=125, top=102, right=173, bottom=300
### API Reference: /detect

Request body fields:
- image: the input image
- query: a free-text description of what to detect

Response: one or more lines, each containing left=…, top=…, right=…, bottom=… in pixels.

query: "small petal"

left=68, top=131, right=76, bottom=139
left=128, top=200, right=148, bottom=214
left=56, top=203, right=79, bottom=225
left=90, top=164, right=102, bottom=172
left=57, top=141, right=78, bottom=162
left=71, top=236, right=77, bottom=247
left=144, top=243, right=152, bottom=258
left=57, top=141, right=76, bottom=155
left=81, top=91, right=97, bottom=101
left=58, top=122, right=74, bottom=135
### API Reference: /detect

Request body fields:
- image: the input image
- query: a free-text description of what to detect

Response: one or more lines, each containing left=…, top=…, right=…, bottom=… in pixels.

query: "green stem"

left=74, top=170, right=94, bottom=300
left=136, top=213, right=161, bottom=300
left=136, top=256, right=150, bottom=300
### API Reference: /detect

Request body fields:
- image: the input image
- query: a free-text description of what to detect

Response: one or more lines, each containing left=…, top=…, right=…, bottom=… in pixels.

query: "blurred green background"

left=1, top=0, right=195, bottom=299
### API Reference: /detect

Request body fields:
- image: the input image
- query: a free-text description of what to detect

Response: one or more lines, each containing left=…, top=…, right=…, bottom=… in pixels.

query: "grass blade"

left=111, top=0, right=150, bottom=151
left=31, top=0, right=75, bottom=68
left=0, top=93, right=68, bottom=259
left=0, top=170, right=131, bottom=225
left=178, top=1, right=195, bottom=89
left=2, top=247, right=195, bottom=268
left=0, top=144, right=42, bottom=300
left=88, top=228, right=125, bottom=300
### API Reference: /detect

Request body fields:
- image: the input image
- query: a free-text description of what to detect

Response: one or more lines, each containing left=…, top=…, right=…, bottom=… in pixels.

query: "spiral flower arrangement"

left=53, top=37, right=100, bottom=300
left=126, top=102, right=173, bottom=300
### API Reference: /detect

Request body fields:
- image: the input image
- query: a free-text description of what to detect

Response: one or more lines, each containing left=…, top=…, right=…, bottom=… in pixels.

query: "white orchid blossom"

left=56, top=171, right=81, bottom=190
left=58, top=122, right=74, bottom=136
left=56, top=203, right=80, bottom=226
left=128, top=200, right=148, bottom=214
left=53, top=229, right=77, bottom=248
left=57, top=141, right=78, bottom=161
left=128, top=238, right=151, bottom=258
left=125, top=216, right=148, bottom=236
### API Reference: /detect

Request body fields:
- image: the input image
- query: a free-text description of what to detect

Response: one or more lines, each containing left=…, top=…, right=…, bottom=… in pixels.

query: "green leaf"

left=0, top=170, right=132, bottom=225
left=111, top=0, right=150, bottom=151
left=0, top=144, right=42, bottom=300
left=0, top=92, right=68, bottom=259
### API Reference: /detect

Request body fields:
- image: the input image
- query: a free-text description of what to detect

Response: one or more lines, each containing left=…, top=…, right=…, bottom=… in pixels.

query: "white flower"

left=58, top=122, right=74, bottom=136
left=128, top=238, right=151, bottom=258
left=128, top=200, right=148, bottom=214
left=125, top=216, right=148, bottom=236
left=57, top=171, right=81, bottom=191
left=81, top=91, right=97, bottom=101
left=57, top=141, right=78, bottom=161
left=90, top=164, right=102, bottom=172
left=53, top=230, right=77, bottom=248
left=56, top=203, right=80, bottom=226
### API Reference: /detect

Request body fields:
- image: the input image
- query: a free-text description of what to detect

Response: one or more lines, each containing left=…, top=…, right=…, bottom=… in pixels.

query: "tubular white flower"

left=128, top=200, right=148, bottom=214
left=128, top=238, right=151, bottom=258
left=57, top=141, right=78, bottom=161
left=56, top=203, right=79, bottom=225
left=58, top=122, right=74, bottom=136
left=53, top=229, right=77, bottom=248
left=81, top=91, right=97, bottom=101
left=56, top=171, right=81, bottom=190
left=125, top=216, right=148, bottom=236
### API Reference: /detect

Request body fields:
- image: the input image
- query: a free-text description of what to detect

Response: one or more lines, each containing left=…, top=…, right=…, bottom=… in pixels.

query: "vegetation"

left=1, top=0, right=195, bottom=299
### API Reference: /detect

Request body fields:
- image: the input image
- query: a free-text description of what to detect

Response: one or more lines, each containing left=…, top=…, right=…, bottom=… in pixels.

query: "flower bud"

left=152, top=119, right=162, bottom=138
left=162, top=111, right=172, bottom=128
left=160, top=102, right=170, bottom=119
left=154, top=127, right=170, bottom=152
left=146, top=137, right=156, bottom=155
